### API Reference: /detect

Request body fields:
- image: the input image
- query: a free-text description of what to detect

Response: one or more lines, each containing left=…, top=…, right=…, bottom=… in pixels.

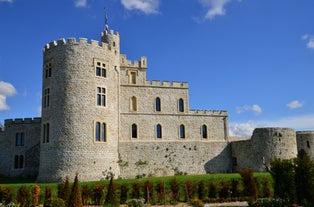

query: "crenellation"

left=90, top=39, right=99, bottom=47
left=67, top=38, right=76, bottom=44
left=189, top=110, right=228, bottom=116
left=57, top=38, right=66, bottom=45
left=79, top=38, right=88, bottom=45
left=152, top=80, right=160, bottom=86
left=162, top=81, right=171, bottom=86
left=4, top=117, right=42, bottom=127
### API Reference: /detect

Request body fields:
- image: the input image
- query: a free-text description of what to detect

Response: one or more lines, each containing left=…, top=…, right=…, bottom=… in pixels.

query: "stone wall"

left=232, top=128, right=298, bottom=171
left=118, top=141, right=232, bottom=178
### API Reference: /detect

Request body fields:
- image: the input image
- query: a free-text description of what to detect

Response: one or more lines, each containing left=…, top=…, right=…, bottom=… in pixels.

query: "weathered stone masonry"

left=0, top=26, right=313, bottom=182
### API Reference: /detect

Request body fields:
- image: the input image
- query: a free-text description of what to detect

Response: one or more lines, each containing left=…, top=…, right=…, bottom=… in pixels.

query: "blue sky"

left=0, top=0, right=314, bottom=137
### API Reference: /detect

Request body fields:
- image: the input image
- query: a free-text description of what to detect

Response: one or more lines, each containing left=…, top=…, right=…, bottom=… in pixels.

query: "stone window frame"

left=202, top=124, right=208, bottom=139
left=14, top=154, right=24, bottom=169
left=43, top=88, right=50, bottom=108
left=94, top=121, right=107, bottom=143
left=94, top=59, right=107, bottom=78
left=128, top=70, right=138, bottom=84
left=43, top=123, right=50, bottom=143
left=156, top=124, right=162, bottom=139
left=130, top=96, right=137, bottom=112
left=96, top=87, right=106, bottom=107
left=131, top=123, right=138, bottom=139
left=44, top=61, right=52, bottom=79
left=179, top=124, right=185, bottom=139
left=178, top=98, right=184, bottom=112
left=155, top=97, right=161, bottom=112
left=15, top=132, right=25, bottom=146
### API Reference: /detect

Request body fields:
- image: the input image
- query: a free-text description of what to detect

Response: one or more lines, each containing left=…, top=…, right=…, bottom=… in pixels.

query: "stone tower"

left=37, top=29, right=121, bottom=182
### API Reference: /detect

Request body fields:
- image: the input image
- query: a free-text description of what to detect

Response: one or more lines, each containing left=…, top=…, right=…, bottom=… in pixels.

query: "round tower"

left=251, top=128, right=297, bottom=171
left=296, top=131, right=314, bottom=159
left=37, top=30, right=121, bottom=182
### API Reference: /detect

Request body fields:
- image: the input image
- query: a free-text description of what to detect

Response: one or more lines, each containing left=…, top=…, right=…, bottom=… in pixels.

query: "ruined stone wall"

left=118, top=141, right=232, bottom=178
left=0, top=118, right=41, bottom=178
left=232, top=128, right=298, bottom=171
left=297, top=131, right=314, bottom=159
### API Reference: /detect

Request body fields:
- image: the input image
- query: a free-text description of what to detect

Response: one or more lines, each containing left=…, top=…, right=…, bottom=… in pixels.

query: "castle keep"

left=0, top=25, right=313, bottom=182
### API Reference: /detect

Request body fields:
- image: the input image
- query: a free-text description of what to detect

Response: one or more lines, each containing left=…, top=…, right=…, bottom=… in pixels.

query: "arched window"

left=180, top=124, right=185, bottom=139
left=179, top=98, right=184, bottom=112
left=19, top=155, right=24, bottom=169
left=156, top=97, right=161, bottom=112
left=202, top=125, right=208, bottom=138
left=156, top=124, right=162, bottom=138
left=132, top=124, right=138, bottom=138
left=130, top=96, right=137, bottom=111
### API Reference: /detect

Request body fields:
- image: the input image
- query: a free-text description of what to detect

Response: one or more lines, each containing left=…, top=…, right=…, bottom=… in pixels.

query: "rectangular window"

left=15, top=132, right=25, bottom=146
left=97, top=87, right=106, bottom=107
left=44, top=88, right=50, bottom=108
left=45, top=62, right=52, bottom=79
left=96, top=61, right=106, bottom=78
left=95, top=121, right=107, bottom=142
left=14, top=155, right=24, bottom=169
left=43, top=123, right=50, bottom=143
left=129, top=71, right=137, bottom=84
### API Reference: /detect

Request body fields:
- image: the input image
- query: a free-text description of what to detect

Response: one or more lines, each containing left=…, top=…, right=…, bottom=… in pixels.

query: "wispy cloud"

left=302, top=34, right=314, bottom=50
left=236, top=104, right=262, bottom=115
left=287, top=100, right=303, bottom=109
left=121, top=0, right=159, bottom=14
left=74, top=0, right=87, bottom=8
left=0, top=0, right=13, bottom=3
left=230, top=114, right=314, bottom=138
left=0, top=81, right=17, bottom=111
left=199, top=0, right=242, bottom=20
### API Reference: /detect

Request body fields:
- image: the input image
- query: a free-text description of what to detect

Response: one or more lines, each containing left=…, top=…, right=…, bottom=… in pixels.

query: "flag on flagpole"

left=105, top=7, right=109, bottom=34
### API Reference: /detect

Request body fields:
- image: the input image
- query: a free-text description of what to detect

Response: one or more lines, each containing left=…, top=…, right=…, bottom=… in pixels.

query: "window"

left=43, top=123, right=50, bottom=143
left=45, top=62, right=52, bottom=78
left=130, top=96, right=137, bottom=112
left=179, top=98, right=184, bottom=112
left=96, top=61, right=106, bottom=78
left=14, top=155, right=24, bottom=169
left=132, top=124, right=137, bottom=138
left=156, top=97, right=161, bottom=112
left=129, top=71, right=137, bottom=84
left=180, top=124, right=185, bottom=139
left=95, top=122, right=107, bottom=142
left=44, top=88, right=50, bottom=108
left=156, top=124, right=162, bottom=138
left=202, top=125, right=208, bottom=138
left=15, top=132, right=25, bottom=146
left=97, top=87, right=106, bottom=107
left=307, top=141, right=311, bottom=148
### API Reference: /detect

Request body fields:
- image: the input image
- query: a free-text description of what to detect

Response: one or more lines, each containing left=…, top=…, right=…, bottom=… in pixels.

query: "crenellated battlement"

left=4, top=117, right=41, bottom=127
left=189, top=109, right=228, bottom=116
left=144, top=80, right=188, bottom=88
left=43, top=37, right=117, bottom=53
left=120, top=54, right=147, bottom=68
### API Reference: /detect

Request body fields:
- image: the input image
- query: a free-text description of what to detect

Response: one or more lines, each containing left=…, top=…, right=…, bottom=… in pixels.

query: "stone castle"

left=0, top=23, right=314, bottom=182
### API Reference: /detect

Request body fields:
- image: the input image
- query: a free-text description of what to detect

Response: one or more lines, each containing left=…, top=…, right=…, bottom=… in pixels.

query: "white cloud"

left=230, top=114, right=314, bottom=138
left=287, top=100, right=303, bottom=109
left=121, top=0, right=159, bottom=14
left=302, top=34, right=314, bottom=50
left=0, top=81, right=17, bottom=110
left=199, top=0, right=241, bottom=20
left=236, top=104, right=262, bottom=115
left=0, top=0, right=13, bottom=3
left=74, top=0, right=87, bottom=8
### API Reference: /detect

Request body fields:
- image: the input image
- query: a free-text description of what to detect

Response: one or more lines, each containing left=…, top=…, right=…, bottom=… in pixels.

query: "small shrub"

left=197, top=181, right=206, bottom=201
left=16, top=185, right=29, bottom=207
left=261, top=178, right=272, bottom=198
left=68, top=174, right=83, bottom=207
left=208, top=182, right=217, bottom=199
left=30, top=185, right=40, bottom=207
left=131, top=182, right=141, bottom=199
left=44, top=198, right=66, bottom=207
left=230, top=179, right=241, bottom=199
left=239, top=168, right=258, bottom=201
left=81, top=185, right=92, bottom=205
left=0, top=185, right=3, bottom=203
left=119, top=183, right=129, bottom=204
left=2, top=187, right=13, bottom=205
left=169, top=178, right=180, bottom=202
left=184, top=181, right=196, bottom=202
left=104, top=177, right=119, bottom=207
left=155, top=181, right=165, bottom=204
left=44, top=186, right=52, bottom=204
left=92, top=185, right=104, bottom=205
left=142, top=180, right=153, bottom=204
left=218, top=181, right=230, bottom=201
left=126, top=198, right=145, bottom=207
